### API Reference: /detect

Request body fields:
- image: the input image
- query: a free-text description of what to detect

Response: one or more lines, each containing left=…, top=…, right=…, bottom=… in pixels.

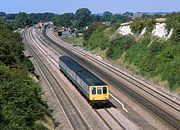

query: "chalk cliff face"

left=152, top=23, right=168, bottom=38
left=117, top=21, right=173, bottom=39
left=117, top=25, right=133, bottom=35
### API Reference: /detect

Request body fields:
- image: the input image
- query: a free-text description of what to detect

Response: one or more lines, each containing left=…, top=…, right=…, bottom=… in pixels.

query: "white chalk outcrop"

left=140, top=28, right=146, bottom=36
left=117, top=20, right=173, bottom=39
left=117, top=22, right=133, bottom=36
left=167, top=29, right=173, bottom=39
left=117, top=25, right=133, bottom=35
left=152, top=23, right=168, bottom=38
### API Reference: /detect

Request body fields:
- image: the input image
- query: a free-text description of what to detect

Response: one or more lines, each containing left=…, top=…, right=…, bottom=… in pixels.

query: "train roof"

left=59, top=56, right=107, bottom=86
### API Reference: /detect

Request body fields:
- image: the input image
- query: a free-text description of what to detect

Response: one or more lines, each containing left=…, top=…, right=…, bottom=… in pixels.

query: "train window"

left=103, top=87, right=107, bottom=94
left=92, top=87, right=96, bottom=95
left=97, top=87, right=102, bottom=94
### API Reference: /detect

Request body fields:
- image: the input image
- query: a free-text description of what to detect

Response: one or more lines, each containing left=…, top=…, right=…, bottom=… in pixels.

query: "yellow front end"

left=89, top=86, right=109, bottom=101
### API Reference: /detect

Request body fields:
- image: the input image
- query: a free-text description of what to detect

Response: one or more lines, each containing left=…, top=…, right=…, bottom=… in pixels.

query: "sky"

left=0, top=0, right=180, bottom=14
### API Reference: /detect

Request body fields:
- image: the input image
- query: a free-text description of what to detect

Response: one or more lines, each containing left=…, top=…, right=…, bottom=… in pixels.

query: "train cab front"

left=89, top=86, right=109, bottom=105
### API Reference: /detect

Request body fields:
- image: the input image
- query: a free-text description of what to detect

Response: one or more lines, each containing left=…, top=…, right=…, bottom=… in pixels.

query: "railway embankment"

left=59, top=13, right=180, bottom=93
left=0, top=20, right=55, bottom=130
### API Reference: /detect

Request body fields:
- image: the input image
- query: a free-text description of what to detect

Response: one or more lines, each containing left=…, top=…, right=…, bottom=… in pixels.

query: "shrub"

left=84, top=28, right=109, bottom=50
left=166, top=12, right=180, bottom=42
left=0, top=20, right=51, bottom=129
left=149, top=40, right=164, bottom=55
left=106, top=35, right=135, bottom=59
left=0, top=65, right=50, bottom=130
left=143, top=19, right=156, bottom=33
left=83, top=22, right=107, bottom=41
left=131, top=18, right=143, bottom=34
left=125, top=36, right=150, bottom=66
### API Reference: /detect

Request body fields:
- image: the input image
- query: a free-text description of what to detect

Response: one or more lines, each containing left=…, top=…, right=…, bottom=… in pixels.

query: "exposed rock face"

left=152, top=23, right=168, bottom=38
left=167, top=29, right=173, bottom=39
left=116, top=20, right=173, bottom=39
left=140, top=28, right=146, bottom=36
left=117, top=25, right=133, bottom=35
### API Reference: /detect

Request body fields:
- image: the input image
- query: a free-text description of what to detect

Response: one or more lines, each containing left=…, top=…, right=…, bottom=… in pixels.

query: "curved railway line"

left=95, top=109, right=126, bottom=130
left=25, top=27, right=127, bottom=130
left=48, top=28, right=180, bottom=109
left=39, top=26, right=180, bottom=129
left=23, top=28, right=91, bottom=130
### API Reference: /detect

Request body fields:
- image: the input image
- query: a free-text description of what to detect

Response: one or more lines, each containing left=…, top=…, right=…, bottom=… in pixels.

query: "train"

left=59, top=56, right=109, bottom=104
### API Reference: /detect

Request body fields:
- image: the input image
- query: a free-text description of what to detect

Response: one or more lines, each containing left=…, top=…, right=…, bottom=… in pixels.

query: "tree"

left=15, top=12, right=31, bottom=28
left=30, top=13, right=55, bottom=24
left=52, top=13, right=74, bottom=28
left=101, top=11, right=113, bottom=22
left=91, top=14, right=101, bottom=22
left=75, top=8, right=91, bottom=28
left=6, top=13, right=17, bottom=20
left=123, top=12, right=133, bottom=18
left=60, top=13, right=74, bottom=27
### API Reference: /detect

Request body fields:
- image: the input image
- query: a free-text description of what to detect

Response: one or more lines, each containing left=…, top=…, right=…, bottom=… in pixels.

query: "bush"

left=143, top=19, right=156, bottom=33
left=156, top=41, right=180, bottom=90
left=166, top=12, right=180, bottom=42
left=131, top=18, right=155, bottom=34
left=0, top=19, right=51, bottom=129
left=84, top=28, right=109, bottom=50
left=131, top=18, right=143, bottom=34
left=106, top=35, right=135, bottom=59
left=149, top=40, right=164, bottom=55
left=83, top=22, right=107, bottom=41
left=0, top=21, right=34, bottom=72
left=124, top=34, right=180, bottom=91
left=125, top=36, right=150, bottom=66
left=0, top=65, right=50, bottom=130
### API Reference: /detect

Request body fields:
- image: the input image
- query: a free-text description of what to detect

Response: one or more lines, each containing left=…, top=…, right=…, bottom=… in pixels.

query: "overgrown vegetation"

left=52, top=8, right=132, bottom=30
left=0, top=20, right=53, bottom=129
left=61, top=36, right=84, bottom=46
left=126, top=38, right=180, bottom=91
left=131, top=18, right=144, bottom=34
left=131, top=18, right=155, bottom=34
left=0, top=12, right=55, bottom=29
left=166, top=12, right=180, bottom=42
left=81, top=13, right=180, bottom=92
left=107, top=35, right=135, bottom=59
left=83, top=22, right=109, bottom=50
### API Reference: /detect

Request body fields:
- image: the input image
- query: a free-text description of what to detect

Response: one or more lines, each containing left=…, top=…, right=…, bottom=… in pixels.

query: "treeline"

left=82, top=13, right=180, bottom=91
left=0, top=20, right=53, bottom=129
left=0, top=9, right=167, bottom=31
left=0, top=9, right=133, bottom=30
left=52, top=8, right=133, bottom=30
left=0, top=12, right=55, bottom=29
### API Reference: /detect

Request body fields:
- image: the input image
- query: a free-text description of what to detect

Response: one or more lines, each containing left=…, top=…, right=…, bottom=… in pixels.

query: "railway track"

left=23, top=28, right=91, bottom=130
left=28, top=27, right=131, bottom=130
left=40, top=26, right=180, bottom=129
left=48, top=28, right=180, bottom=109
left=95, top=109, right=126, bottom=130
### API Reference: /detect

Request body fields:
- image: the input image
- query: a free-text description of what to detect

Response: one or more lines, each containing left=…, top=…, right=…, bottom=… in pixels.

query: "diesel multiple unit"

left=59, top=56, right=109, bottom=103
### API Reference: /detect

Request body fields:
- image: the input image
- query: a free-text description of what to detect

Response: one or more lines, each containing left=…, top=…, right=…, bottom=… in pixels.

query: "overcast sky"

left=0, top=0, right=180, bottom=14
